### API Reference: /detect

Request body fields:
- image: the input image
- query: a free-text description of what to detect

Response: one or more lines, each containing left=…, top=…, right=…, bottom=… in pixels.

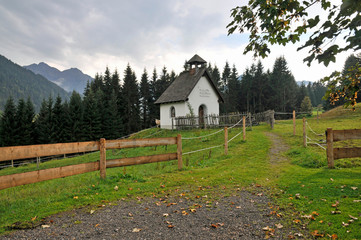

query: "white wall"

left=187, top=76, right=219, bottom=116
left=159, top=76, right=220, bottom=129
left=159, top=101, right=186, bottom=129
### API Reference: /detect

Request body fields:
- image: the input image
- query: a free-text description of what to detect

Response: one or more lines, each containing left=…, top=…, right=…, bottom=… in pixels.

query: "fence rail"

left=326, top=128, right=361, bottom=168
left=0, top=136, right=181, bottom=190
left=172, top=110, right=275, bottom=130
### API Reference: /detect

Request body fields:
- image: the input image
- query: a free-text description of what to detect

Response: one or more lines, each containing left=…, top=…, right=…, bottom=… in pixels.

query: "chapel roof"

left=154, top=66, right=224, bottom=104
left=187, top=54, right=207, bottom=64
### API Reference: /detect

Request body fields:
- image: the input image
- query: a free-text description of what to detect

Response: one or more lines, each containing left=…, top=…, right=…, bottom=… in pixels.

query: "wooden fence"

left=326, top=128, right=361, bottom=168
left=0, top=135, right=182, bottom=190
left=172, top=110, right=275, bottom=130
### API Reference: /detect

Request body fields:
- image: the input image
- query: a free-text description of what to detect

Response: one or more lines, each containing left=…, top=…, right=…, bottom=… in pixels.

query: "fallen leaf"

left=128, top=213, right=133, bottom=217
left=351, top=187, right=358, bottom=190
left=301, top=214, right=312, bottom=219
left=90, top=210, right=95, bottom=214
left=41, top=225, right=50, bottom=228
left=353, top=200, right=361, bottom=202
left=331, top=234, right=338, bottom=239
left=182, top=211, right=188, bottom=216
left=293, top=219, right=301, bottom=224
left=342, top=222, right=349, bottom=227
left=190, top=209, right=196, bottom=213
left=73, top=196, right=78, bottom=199
left=349, top=215, right=358, bottom=220
left=311, top=230, right=324, bottom=238
left=294, top=233, right=303, bottom=237
left=236, top=206, right=241, bottom=209
left=262, top=226, right=272, bottom=231
left=211, top=224, right=218, bottom=228
left=95, top=224, right=100, bottom=227
left=331, top=211, right=341, bottom=214
left=167, top=203, right=177, bottom=207
left=114, top=186, right=118, bottom=191
left=312, top=211, right=319, bottom=216
left=275, top=223, right=283, bottom=229
left=31, top=216, right=37, bottom=222
left=132, top=228, right=141, bottom=232
left=168, top=224, right=174, bottom=228
left=295, top=193, right=300, bottom=199
left=330, top=178, right=334, bottom=181
left=319, top=220, right=323, bottom=223
left=163, top=213, right=169, bottom=217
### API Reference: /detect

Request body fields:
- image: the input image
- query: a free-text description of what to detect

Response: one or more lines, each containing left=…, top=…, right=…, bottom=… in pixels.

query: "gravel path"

left=2, top=132, right=295, bottom=240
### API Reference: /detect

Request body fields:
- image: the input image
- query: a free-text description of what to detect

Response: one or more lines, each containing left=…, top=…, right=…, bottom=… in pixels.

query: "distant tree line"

left=0, top=64, right=177, bottom=147
left=2, top=54, right=355, bottom=147
left=207, top=56, right=327, bottom=114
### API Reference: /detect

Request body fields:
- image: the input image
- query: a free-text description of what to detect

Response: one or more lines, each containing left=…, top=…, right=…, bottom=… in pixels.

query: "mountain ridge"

left=24, top=62, right=93, bottom=94
left=0, top=54, right=71, bottom=112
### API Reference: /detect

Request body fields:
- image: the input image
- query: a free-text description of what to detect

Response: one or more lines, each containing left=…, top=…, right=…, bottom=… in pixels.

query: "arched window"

left=170, top=106, right=176, bottom=118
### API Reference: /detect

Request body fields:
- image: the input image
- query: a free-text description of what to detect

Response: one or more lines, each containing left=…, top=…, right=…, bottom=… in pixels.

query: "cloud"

left=0, top=0, right=350, bottom=83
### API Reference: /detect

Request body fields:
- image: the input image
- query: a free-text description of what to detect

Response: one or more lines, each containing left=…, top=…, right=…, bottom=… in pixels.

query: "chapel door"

left=199, top=105, right=204, bottom=127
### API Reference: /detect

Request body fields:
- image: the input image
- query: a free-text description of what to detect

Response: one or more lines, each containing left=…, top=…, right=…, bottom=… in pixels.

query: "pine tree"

left=52, top=95, right=64, bottom=143
left=221, top=62, right=231, bottom=113
left=35, top=97, right=53, bottom=144
left=228, top=65, right=241, bottom=113
left=23, top=97, right=35, bottom=145
left=211, top=65, right=222, bottom=90
left=122, top=64, right=140, bottom=134
left=91, top=73, right=104, bottom=93
left=0, top=97, right=17, bottom=146
left=296, top=84, right=308, bottom=110
left=95, top=89, right=105, bottom=139
left=14, top=98, right=27, bottom=145
left=61, top=100, right=72, bottom=142
left=68, top=91, right=83, bottom=142
left=140, top=68, right=152, bottom=128
left=169, top=70, right=177, bottom=84
left=149, top=68, right=159, bottom=123
left=269, top=57, right=298, bottom=112
left=82, top=89, right=102, bottom=140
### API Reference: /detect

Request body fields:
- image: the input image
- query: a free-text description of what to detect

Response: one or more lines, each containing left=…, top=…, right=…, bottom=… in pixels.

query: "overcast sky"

left=0, top=0, right=353, bottom=83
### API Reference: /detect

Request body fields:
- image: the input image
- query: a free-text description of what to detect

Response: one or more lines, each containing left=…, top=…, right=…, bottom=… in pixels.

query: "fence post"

left=293, top=110, right=296, bottom=136
left=177, top=134, right=182, bottom=170
left=248, top=112, right=252, bottom=131
left=270, top=110, right=275, bottom=129
left=243, top=116, right=246, bottom=141
left=303, top=117, right=307, bottom=147
left=326, top=128, right=334, bottom=169
left=100, top=138, right=106, bottom=179
left=224, top=127, right=228, bottom=155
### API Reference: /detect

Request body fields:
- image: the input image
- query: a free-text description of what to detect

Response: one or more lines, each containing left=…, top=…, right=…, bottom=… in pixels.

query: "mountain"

left=24, top=62, right=93, bottom=94
left=0, top=55, right=71, bottom=112
left=297, top=80, right=312, bottom=86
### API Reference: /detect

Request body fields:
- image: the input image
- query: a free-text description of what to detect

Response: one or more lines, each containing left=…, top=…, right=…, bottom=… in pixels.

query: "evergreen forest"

left=2, top=54, right=358, bottom=147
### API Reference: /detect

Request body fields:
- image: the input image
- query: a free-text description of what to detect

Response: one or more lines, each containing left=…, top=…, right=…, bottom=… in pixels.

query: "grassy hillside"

left=0, top=55, right=71, bottom=112
left=0, top=109, right=360, bottom=238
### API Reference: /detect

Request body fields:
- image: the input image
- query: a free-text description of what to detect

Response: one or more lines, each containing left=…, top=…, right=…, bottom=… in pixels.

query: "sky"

left=0, top=0, right=353, bottom=83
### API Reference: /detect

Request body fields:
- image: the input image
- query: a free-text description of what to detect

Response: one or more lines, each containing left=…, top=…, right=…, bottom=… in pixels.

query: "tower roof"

left=187, top=54, right=207, bottom=65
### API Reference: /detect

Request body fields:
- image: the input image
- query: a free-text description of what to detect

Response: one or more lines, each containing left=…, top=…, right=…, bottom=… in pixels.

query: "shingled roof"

left=187, top=54, right=206, bottom=64
left=154, top=67, right=224, bottom=104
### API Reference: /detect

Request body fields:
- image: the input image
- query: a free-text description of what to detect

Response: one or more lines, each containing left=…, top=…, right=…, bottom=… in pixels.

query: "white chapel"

left=155, top=54, right=224, bottom=129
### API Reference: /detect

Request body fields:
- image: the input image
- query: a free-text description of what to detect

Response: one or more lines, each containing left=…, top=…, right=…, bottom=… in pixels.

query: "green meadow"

left=0, top=105, right=360, bottom=239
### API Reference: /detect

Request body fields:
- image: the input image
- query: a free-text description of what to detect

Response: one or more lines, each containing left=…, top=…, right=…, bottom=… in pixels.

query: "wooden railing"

left=326, top=128, right=361, bottom=168
left=0, top=135, right=182, bottom=190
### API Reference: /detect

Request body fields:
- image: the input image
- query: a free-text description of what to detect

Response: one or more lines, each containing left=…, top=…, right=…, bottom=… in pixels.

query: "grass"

left=0, top=105, right=361, bottom=239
